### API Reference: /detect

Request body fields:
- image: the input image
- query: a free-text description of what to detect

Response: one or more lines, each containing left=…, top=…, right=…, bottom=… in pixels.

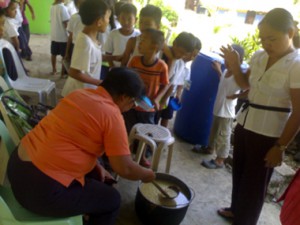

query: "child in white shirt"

left=3, top=1, right=20, bottom=52
left=104, top=3, right=139, bottom=68
left=61, top=0, right=111, bottom=97
left=50, top=0, right=70, bottom=75
left=64, top=0, right=85, bottom=62
left=198, top=44, right=246, bottom=169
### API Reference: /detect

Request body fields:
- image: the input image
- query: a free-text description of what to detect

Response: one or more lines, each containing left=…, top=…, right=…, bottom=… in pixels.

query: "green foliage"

left=230, top=29, right=261, bottom=62
left=149, top=0, right=179, bottom=27
left=213, top=24, right=232, bottom=34
left=213, top=25, right=221, bottom=34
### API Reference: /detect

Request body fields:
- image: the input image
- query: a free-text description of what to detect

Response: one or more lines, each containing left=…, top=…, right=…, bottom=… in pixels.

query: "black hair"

left=79, top=0, right=110, bottom=26
left=5, top=0, right=16, bottom=9
left=101, top=67, right=145, bottom=98
left=173, top=32, right=196, bottom=53
left=194, top=36, right=202, bottom=51
left=0, top=8, right=5, bottom=17
left=143, top=28, right=165, bottom=50
left=140, top=4, right=162, bottom=27
left=232, top=44, right=244, bottom=63
left=119, top=3, right=137, bottom=17
left=102, top=0, right=116, bottom=30
left=259, top=8, right=295, bottom=34
left=74, top=0, right=80, bottom=8
left=114, top=1, right=125, bottom=17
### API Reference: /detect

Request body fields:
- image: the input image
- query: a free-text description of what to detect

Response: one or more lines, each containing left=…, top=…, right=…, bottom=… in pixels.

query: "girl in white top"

left=61, top=0, right=111, bottom=97
left=3, top=1, right=20, bottom=51
left=104, top=3, right=139, bottom=67
left=218, top=8, right=300, bottom=225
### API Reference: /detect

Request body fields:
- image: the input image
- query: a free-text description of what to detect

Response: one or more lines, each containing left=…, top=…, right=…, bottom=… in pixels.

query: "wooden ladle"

left=151, top=181, right=180, bottom=199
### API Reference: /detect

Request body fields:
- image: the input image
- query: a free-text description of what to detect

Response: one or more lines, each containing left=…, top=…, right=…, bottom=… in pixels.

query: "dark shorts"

left=158, top=104, right=174, bottom=120
left=51, top=41, right=67, bottom=57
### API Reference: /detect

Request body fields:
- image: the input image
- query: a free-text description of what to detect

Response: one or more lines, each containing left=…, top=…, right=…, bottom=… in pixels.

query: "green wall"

left=26, top=0, right=52, bottom=34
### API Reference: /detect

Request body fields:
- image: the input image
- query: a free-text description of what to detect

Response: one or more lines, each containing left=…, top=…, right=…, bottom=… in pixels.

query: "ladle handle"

left=151, top=181, right=171, bottom=198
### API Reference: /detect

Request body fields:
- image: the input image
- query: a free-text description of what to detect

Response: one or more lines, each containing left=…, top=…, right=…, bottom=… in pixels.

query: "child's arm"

left=63, top=20, right=68, bottom=29
left=11, top=36, right=20, bottom=53
left=175, top=85, right=184, bottom=101
left=121, top=37, right=136, bottom=66
left=227, top=89, right=249, bottom=100
left=212, top=60, right=222, bottom=78
left=153, top=84, right=169, bottom=110
left=104, top=52, right=114, bottom=67
left=153, top=81, right=174, bottom=110
left=26, top=0, right=35, bottom=20
left=69, top=68, right=102, bottom=86
left=102, top=54, right=122, bottom=63
left=65, top=32, right=73, bottom=61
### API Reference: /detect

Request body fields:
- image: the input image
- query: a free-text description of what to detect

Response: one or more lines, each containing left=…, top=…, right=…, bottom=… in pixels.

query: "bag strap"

left=1, top=95, right=32, bottom=117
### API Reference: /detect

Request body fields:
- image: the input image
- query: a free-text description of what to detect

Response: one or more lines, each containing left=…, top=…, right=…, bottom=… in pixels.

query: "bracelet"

left=274, top=142, right=287, bottom=152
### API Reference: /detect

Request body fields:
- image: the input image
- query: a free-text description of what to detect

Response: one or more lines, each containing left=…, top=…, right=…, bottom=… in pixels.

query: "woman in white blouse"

left=218, top=8, right=300, bottom=225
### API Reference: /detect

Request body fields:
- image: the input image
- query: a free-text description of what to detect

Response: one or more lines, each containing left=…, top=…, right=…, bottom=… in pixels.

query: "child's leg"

left=160, top=118, right=169, bottom=127
left=60, top=43, right=68, bottom=77
left=159, top=105, right=174, bottom=128
left=215, top=117, right=233, bottom=165
left=135, top=111, right=156, bottom=167
left=51, top=54, right=57, bottom=74
left=50, top=41, right=57, bottom=74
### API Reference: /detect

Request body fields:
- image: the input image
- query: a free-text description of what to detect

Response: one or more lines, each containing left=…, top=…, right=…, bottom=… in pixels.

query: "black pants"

left=22, top=24, right=30, bottom=43
left=18, top=27, right=32, bottom=59
left=7, top=150, right=120, bottom=225
left=231, top=124, right=276, bottom=225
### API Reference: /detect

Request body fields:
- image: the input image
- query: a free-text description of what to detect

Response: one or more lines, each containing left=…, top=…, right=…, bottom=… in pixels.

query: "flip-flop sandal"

left=217, top=207, right=234, bottom=219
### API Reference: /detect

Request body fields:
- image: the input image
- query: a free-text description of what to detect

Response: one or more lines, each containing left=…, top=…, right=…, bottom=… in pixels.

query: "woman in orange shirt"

left=7, top=67, right=155, bottom=225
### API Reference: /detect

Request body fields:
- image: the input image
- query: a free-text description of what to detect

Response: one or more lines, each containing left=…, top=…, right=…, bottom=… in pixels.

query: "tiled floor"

left=23, top=34, right=281, bottom=225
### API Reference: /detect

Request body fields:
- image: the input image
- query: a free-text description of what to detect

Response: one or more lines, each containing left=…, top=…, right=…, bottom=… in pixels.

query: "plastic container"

left=173, top=53, right=223, bottom=145
left=168, top=97, right=182, bottom=111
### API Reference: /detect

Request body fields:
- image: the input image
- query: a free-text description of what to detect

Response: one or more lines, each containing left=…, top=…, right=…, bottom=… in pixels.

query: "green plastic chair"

left=0, top=120, right=83, bottom=225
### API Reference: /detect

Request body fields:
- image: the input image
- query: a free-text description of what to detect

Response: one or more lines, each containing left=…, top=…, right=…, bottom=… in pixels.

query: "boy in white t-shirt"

left=50, top=0, right=70, bottom=75
left=121, top=4, right=162, bottom=66
left=64, top=0, right=85, bottom=62
left=61, top=0, right=111, bottom=97
left=156, top=33, right=199, bottom=128
left=196, top=44, right=246, bottom=169
left=104, top=3, right=139, bottom=68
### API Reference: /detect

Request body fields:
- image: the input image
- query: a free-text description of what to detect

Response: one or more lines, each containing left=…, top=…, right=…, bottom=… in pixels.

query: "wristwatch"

left=275, top=142, right=287, bottom=151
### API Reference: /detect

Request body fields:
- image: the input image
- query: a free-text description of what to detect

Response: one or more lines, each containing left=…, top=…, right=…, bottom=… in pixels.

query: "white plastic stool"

left=128, top=123, right=175, bottom=173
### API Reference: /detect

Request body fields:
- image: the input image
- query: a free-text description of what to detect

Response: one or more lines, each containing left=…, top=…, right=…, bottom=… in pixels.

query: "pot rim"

left=137, top=172, right=194, bottom=209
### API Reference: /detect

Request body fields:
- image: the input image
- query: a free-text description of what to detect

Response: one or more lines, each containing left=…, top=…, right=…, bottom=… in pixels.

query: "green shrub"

left=230, top=29, right=261, bottom=62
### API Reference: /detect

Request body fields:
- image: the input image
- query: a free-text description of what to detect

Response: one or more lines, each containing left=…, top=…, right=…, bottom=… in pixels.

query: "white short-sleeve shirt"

left=213, top=69, right=241, bottom=118
left=3, top=17, right=19, bottom=43
left=237, top=50, right=300, bottom=137
left=50, top=3, right=70, bottom=42
left=67, top=13, right=84, bottom=44
left=61, top=32, right=102, bottom=97
left=104, top=28, right=140, bottom=67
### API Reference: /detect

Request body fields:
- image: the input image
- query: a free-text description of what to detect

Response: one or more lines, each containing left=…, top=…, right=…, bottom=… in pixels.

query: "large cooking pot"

left=135, top=173, right=194, bottom=225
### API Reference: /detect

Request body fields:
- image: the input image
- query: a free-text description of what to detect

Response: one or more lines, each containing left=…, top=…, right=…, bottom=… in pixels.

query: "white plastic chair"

left=0, top=39, right=57, bottom=106
left=128, top=123, right=175, bottom=173
left=0, top=120, right=83, bottom=225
